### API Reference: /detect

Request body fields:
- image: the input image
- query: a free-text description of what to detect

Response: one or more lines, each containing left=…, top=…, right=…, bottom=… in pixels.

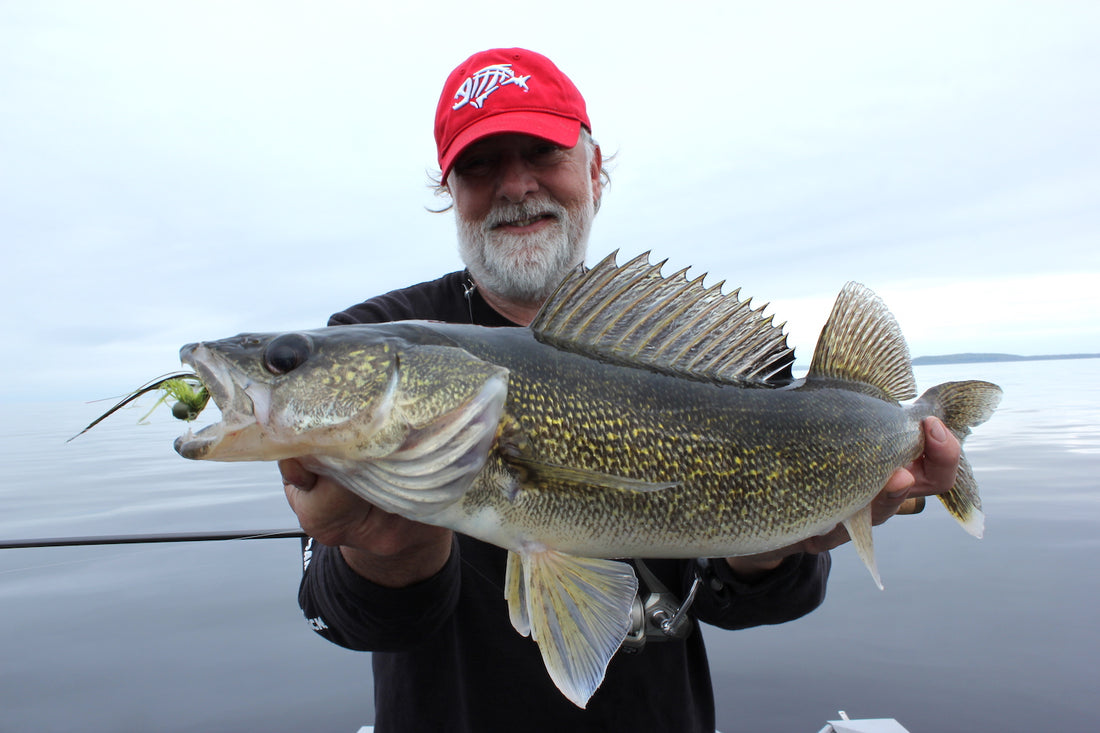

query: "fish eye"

left=263, top=333, right=313, bottom=375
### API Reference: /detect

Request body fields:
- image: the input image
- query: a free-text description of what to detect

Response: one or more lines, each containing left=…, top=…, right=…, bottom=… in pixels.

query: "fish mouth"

left=173, top=343, right=272, bottom=461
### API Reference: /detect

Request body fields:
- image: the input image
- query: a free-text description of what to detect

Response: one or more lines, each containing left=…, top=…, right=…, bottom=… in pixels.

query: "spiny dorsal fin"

left=530, top=251, right=794, bottom=385
left=807, top=282, right=916, bottom=401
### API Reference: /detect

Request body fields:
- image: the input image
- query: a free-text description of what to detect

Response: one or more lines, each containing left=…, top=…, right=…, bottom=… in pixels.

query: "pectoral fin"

left=504, top=456, right=678, bottom=494
left=842, top=503, right=883, bottom=590
left=504, top=549, right=638, bottom=708
left=495, top=419, right=677, bottom=496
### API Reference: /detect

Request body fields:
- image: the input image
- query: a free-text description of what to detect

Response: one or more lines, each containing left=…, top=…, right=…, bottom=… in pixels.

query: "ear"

left=590, top=144, right=603, bottom=209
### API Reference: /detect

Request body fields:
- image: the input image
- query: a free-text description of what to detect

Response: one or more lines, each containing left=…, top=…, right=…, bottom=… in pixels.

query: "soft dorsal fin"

left=807, top=282, right=917, bottom=401
left=530, top=251, right=794, bottom=384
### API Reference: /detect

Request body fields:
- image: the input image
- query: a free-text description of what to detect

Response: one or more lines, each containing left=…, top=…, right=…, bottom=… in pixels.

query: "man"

left=280, top=48, right=961, bottom=732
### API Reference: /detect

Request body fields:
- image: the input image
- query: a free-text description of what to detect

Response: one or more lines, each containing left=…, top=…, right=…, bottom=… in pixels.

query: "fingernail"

left=928, top=418, right=947, bottom=443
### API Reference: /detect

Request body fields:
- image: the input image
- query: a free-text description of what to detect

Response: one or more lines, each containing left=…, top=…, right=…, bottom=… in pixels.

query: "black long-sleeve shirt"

left=299, top=270, right=831, bottom=732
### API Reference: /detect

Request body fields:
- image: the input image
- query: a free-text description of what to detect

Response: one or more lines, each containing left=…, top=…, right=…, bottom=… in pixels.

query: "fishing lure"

left=69, top=373, right=209, bottom=441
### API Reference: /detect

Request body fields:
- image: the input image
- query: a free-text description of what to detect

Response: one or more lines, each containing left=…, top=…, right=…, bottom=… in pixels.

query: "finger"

left=866, top=466, right=914, bottom=524
left=883, top=467, right=915, bottom=498
left=282, top=477, right=318, bottom=520
left=802, top=530, right=845, bottom=554
left=896, top=496, right=926, bottom=515
left=278, top=458, right=317, bottom=491
left=912, top=417, right=961, bottom=497
left=283, top=478, right=310, bottom=509
left=800, top=523, right=853, bottom=554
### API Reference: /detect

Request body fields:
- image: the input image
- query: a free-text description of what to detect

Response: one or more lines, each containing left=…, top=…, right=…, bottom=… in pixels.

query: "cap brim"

left=439, top=111, right=582, bottom=182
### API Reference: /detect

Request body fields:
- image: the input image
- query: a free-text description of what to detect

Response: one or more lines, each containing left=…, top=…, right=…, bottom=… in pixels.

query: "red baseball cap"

left=435, top=48, right=591, bottom=181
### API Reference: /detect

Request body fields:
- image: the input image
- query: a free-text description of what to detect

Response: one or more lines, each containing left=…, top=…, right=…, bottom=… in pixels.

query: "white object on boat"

left=358, top=711, right=906, bottom=733
left=818, top=710, right=911, bottom=733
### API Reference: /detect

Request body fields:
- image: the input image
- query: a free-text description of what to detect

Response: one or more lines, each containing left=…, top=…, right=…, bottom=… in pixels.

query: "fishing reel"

left=621, top=560, right=703, bottom=653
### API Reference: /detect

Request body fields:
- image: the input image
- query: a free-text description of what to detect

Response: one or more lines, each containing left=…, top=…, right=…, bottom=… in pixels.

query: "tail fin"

left=914, top=380, right=1003, bottom=538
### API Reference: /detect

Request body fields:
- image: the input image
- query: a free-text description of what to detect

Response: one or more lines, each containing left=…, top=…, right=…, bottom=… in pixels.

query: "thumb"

left=278, top=458, right=318, bottom=491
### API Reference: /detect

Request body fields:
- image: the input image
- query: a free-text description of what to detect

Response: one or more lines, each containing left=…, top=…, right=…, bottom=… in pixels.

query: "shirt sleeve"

left=297, top=537, right=462, bottom=652
left=688, top=551, right=831, bottom=630
left=296, top=274, right=473, bottom=648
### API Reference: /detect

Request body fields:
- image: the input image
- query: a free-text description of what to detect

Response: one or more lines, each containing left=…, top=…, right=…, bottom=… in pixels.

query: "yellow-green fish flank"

left=168, top=252, right=1002, bottom=708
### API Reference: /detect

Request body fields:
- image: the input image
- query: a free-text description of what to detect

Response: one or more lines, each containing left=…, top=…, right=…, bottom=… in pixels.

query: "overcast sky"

left=2, top=1, right=1098, bottom=402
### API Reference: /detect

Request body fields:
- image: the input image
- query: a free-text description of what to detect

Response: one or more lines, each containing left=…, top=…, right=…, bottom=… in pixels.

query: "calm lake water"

left=1, top=359, right=1097, bottom=732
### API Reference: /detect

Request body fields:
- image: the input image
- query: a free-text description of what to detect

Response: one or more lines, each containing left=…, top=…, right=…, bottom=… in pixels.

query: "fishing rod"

left=0, top=529, right=306, bottom=550
left=1, top=498, right=925, bottom=550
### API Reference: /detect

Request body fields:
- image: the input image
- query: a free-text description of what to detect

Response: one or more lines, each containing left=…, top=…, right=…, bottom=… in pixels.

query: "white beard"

left=457, top=194, right=594, bottom=304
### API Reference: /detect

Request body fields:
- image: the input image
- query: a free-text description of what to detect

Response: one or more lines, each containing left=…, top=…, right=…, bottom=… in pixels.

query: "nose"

left=496, top=154, right=538, bottom=203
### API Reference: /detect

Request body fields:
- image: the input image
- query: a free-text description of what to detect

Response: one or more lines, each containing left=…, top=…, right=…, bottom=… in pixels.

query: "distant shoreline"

left=910, top=353, right=1100, bottom=366
left=790, top=352, right=1100, bottom=373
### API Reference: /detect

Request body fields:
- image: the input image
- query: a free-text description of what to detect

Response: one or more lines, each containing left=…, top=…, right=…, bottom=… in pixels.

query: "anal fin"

left=842, top=503, right=883, bottom=590
left=504, top=549, right=638, bottom=708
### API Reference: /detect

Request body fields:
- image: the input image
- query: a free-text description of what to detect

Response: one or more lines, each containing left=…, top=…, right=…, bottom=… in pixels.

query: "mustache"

left=481, top=198, right=566, bottom=230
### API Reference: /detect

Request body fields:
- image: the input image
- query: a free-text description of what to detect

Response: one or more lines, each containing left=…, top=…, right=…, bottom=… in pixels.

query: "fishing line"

left=0, top=550, right=132, bottom=578
left=460, top=555, right=505, bottom=594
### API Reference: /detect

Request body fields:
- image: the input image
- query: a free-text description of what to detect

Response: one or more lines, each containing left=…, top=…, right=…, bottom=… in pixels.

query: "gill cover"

left=317, top=341, right=510, bottom=518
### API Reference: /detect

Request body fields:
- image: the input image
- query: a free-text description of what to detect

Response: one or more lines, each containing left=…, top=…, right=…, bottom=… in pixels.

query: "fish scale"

left=462, top=360, right=919, bottom=557
left=166, top=252, right=1001, bottom=709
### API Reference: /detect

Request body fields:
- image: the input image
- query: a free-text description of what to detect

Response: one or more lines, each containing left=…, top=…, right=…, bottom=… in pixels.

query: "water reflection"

left=1, top=357, right=1098, bottom=732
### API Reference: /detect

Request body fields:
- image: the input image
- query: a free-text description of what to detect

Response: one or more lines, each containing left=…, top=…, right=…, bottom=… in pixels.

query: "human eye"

left=453, top=151, right=496, bottom=177
left=527, top=142, right=565, bottom=165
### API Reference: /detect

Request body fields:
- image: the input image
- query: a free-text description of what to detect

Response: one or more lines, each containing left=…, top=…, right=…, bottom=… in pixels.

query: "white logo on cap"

left=453, top=64, right=531, bottom=110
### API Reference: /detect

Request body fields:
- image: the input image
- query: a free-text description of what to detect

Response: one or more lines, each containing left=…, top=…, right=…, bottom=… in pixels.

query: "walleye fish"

left=172, top=252, right=1002, bottom=708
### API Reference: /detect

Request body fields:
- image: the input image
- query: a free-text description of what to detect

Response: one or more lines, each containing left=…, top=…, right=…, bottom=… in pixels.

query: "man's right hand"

left=280, top=458, right=453, bottom=588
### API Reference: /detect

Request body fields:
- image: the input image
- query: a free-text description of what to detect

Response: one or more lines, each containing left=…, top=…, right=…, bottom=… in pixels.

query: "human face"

left=449, top=133, right=601, bottom=305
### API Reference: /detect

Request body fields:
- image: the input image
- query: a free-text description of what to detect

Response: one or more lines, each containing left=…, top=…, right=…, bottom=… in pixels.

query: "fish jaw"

left=172, top=339, right=391, bottom=462
left=174, top=421, right=269, bottom=461
left=173, top=343, right=281, bottom=461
